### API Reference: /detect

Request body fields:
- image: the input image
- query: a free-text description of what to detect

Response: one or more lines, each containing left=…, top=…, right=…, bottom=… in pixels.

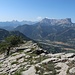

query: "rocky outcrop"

left=69, top=67, right=75, bottom=74
left=33, top=49, right=48, bottom=55
left=22, top=66, right=38, bottom=75
left=41, top=18, right=72, bottom=25
left=0, top=41, right=75, bottom=75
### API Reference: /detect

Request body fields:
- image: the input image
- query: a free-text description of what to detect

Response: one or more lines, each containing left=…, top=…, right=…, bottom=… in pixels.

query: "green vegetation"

left=0, top=35, right=24, bottom=55
left=0, top=74, right=7, bottom=75
left=5, top=35, right=23, bottom=47
left=35, top=61, right=58, bottom=75
left=0, top=42, right=8, bottom=53
left=13, top=71, right=21, bottom=75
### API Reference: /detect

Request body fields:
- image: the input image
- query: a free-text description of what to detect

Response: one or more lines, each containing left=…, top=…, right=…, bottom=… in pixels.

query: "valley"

left=38, top=40, right=75, bottom=53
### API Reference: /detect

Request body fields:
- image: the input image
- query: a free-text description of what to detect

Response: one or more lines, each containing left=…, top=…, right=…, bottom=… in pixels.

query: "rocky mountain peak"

left=40, top=18, right=72, bottom=25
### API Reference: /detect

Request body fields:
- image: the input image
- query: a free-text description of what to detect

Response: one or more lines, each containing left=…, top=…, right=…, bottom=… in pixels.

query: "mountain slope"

left=0, top=29, right=9, bottom=40
left=14, top=18, right=75, bottom=43
left=0, top=28, right=30, bottom=41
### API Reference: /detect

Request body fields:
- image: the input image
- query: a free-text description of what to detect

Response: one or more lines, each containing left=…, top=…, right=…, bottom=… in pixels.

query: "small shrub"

left=13, top=71, right=21, bottom=75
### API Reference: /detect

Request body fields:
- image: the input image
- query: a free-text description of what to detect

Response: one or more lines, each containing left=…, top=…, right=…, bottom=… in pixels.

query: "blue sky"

left=0, top=0, right=75, bottom=22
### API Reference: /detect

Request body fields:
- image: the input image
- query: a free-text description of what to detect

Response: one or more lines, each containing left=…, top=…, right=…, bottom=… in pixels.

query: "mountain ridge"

left=40, top=18, right=72, bottom=25
left=0, top=28, right=30, bottom=41
left=14, top=18, right=75, bottom=43
left=0, top=20, right=37, bottom=31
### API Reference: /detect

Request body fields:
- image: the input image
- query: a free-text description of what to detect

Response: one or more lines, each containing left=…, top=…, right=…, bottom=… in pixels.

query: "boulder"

left=22, top=66, right=38, bottom=75
left=69, top=67, right=75, bottom=74
left=33, top=49, right=47, bottom=55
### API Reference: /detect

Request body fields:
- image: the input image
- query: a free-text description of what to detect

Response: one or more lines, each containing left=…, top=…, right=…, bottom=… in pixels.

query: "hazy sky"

left=0, top=0, right=75, bottom=22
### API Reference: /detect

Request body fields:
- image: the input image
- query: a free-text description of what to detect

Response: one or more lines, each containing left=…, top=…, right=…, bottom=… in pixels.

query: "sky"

left=0, top=0, right=75, bottom=22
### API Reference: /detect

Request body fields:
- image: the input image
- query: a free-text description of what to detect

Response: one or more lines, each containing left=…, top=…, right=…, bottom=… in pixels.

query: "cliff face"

left=40, top=18, right=72, bottom=25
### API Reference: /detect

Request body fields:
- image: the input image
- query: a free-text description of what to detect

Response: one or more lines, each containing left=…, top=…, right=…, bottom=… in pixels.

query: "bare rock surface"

left=0, top=41, right=75, bottom=75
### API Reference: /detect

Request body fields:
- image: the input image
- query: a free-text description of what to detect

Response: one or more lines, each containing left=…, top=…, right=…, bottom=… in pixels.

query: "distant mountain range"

left=0, top=20, right=37, bottom=31
left=1, top=18, right=75, bottom=44
left=14, top=18, right=75, bottom=44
